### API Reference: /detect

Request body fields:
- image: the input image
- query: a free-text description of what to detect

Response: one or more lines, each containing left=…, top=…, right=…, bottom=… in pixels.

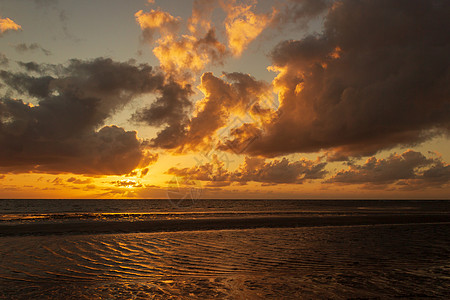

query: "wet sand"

left=1, top=213, right=449, bottom=236
left=1, top=223, right=449, bottom=299
left=1, top=200, right=449, bottom=298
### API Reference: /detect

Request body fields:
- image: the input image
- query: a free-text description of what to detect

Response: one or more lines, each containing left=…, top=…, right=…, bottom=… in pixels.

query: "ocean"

left=0, top=199, right=449, bottom=299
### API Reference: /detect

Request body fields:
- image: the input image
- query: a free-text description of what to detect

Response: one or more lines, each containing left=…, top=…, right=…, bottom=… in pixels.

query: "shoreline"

left=1, top=214, right=449, bottom=236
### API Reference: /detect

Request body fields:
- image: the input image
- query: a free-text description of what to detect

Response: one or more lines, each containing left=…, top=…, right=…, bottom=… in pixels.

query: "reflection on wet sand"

left=1, top=224, right=449, bottom=299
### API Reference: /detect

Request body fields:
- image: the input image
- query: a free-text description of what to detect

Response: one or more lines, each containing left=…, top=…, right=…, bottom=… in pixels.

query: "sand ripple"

left=0, top=223, right=449, bottom=299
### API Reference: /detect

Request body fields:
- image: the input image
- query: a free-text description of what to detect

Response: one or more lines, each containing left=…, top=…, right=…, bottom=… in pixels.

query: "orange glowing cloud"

left=153, top=31, right=227, bottom=81
left=178, top=71, right=271, bottom=150
left=135, top=9, right=181, bottom=42
left=188, top=0, right=216, bottom=35
left=0, top=17, right=21, bottom=36
left=222, top=0, right=276, bottom=56
left=136, top=6, right=227, bottom=82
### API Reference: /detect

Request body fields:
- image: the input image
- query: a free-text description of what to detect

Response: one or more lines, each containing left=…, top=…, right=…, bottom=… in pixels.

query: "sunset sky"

left=0, top=0, right=449, bottom=199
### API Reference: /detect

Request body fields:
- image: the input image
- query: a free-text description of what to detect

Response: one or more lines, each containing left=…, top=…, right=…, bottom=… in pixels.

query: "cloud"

left=16, top=61, right=45, bottom=73
left=14, top=43, right=52, bottom=56
left=110, top=180, right=143, bottom=188
left=152, top=29, right=228, bottom=80
left=134, top=71, right=271, bottom=151
left=0, top=17, right=21, bottom=36
left=222, top=0, right=450, bottom=159
left=236, top=156, right=327, bottom=184
left=167, top=154, right=327, bottom=185
left=183, top=72, right=270, bottom=150
left=67, top=177, right=93, bottom=184
left=288, top=0, right=330, bottom=18
left=132, top=80, right=193, bottom=149
left=272, top=0, right=331, bottom=29
left=135, top=1, right=279, bottom=81
left=327, top=150, right=450, bottom=190
left=0, top=58, right=167, bottom=175
left=188, top=0, right=217, bottom=35
left=135, top=8, right=181, bottom=43
left=51, top=177, right=64, bottom=185
left=2, top=58, right=165, bottom=112
left=0, top=53, right=8, bottom=66
left=140, top=167, right=149, bottom=177
left=136, top=5, right=229, bottom=82
left=222, top=0, right=276, bottom=56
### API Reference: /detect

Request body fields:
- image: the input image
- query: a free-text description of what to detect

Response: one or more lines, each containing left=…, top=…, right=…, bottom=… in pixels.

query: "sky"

left=0, top=0, right=449, bottom=199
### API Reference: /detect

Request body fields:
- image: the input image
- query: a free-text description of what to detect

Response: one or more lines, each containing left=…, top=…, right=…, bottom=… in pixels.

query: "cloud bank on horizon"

left=0, top=0, right=449, bottom=197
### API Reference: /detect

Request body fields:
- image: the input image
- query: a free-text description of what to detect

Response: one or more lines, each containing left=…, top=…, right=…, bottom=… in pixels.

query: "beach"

left=1, top=213, right=449, bottom=236
left=0, top=199, right=449, bottom=299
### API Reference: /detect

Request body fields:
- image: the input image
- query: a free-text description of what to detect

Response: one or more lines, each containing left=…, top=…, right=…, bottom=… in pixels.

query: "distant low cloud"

left=222, top=0, right=450, bottom=159
left=14, top=43, right=52, bottom=56
left=67, top=177, right=93, bottom=184
left=327, top=150, right=450, bottom=190
left=0, top=17, right=21, bottom=36
left=110, top=180, right=143, bottom=188
left=167, top=155, right=327, bottom=186
left=51, top=177, right=64, bottom=185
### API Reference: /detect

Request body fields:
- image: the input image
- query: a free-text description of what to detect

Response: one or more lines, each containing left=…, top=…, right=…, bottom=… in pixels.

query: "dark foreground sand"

left=1, top=213, right=449, bottom=236
left=1, top=223, right=449, bottom=299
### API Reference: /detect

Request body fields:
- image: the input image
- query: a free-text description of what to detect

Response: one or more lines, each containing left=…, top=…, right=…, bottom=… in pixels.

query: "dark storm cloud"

left=0, top=58, right=177, bottom=175
left=14, top=43, right=52, bottom=56
left=15, top=61, right=60, bottom=75
left=132, top=80, right=193, bottom=149
left=327, top=150, right=450, bottom=190
left=224, top=0, right=450, bottom=159
left=289, top=0, right=330, bottom=17
left=167, top=155, right=327, bottom=185
left=0, top=71, right=54, bottom=98
left=17, top=62, right=41, bottom=72
left=273, top=0, right=331, bottom=28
